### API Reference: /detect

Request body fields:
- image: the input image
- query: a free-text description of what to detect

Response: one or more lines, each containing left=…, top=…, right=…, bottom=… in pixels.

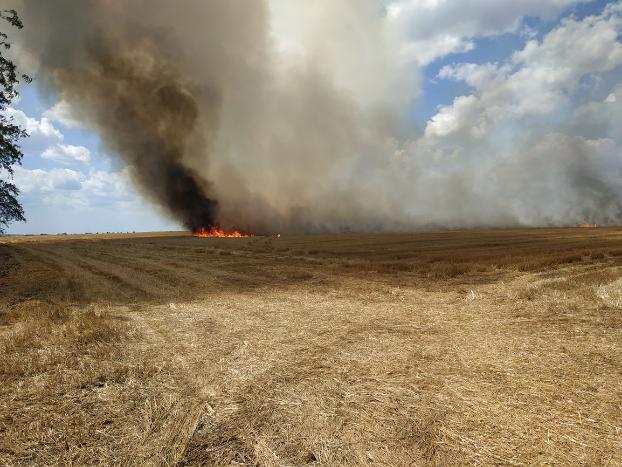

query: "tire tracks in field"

left=89, top=243, right=330, bottom=295
left=75, top=247, right=188, bottom=289
left=24, top=244, right=153, bottom=301
left=129, top=309, right=214, bottom=467
left=76, top=246, right=218, bottom=289
left=65, top=243, right=261, bottom=296
left=2, top=245, right=93, bottom=304
left=133, top=286, right=446, bottom=466
left=56, top=242, right=217, bottom=300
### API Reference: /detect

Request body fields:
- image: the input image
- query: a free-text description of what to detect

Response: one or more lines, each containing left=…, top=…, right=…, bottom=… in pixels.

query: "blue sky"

left=4, top=0, right=622, bottom=233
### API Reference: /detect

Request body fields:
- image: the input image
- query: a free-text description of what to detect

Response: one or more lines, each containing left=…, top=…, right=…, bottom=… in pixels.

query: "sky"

left=3, top=0, right=622, bottom=234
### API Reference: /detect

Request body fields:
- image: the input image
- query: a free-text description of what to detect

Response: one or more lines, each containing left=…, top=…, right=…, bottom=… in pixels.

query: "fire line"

left=193, top=227, right=252, bottom=238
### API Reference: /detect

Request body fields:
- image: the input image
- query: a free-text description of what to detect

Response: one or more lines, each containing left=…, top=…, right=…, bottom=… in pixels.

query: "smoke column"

left=10, top=1, right=622, bottom=231
left=9, top=0, right=405, bottom=232
left=15, top=1, right=235, bottom=231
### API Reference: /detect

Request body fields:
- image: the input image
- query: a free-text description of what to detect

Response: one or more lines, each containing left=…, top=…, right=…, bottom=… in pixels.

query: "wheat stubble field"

left=1, top=229, right=621, bottom=466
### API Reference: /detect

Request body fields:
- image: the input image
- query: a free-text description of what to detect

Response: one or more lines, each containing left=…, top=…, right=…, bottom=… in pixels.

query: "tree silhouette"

left=0, top=9, right=30, bottom=233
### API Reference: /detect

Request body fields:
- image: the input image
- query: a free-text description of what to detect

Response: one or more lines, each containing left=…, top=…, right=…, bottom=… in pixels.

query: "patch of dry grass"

left=0, top=301, right=134, bottom=463
left=0, top=246, right=198, bottom=465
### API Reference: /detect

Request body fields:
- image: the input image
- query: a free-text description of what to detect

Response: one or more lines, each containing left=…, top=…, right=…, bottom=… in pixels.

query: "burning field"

left=1, top=228, right=621, bottom=465
left=192, top=227, right=253, bottom=238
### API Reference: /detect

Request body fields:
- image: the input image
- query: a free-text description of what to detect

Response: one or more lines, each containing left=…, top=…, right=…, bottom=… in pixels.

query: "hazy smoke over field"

left=13, top=0, right=622, bottom=231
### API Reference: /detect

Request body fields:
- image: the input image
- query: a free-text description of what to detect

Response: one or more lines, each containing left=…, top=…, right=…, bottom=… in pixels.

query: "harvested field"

left=1, top=228, right=621, bottom=465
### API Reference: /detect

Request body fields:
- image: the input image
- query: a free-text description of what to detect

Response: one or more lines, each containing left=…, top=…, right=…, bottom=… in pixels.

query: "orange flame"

left=193, top=227, right=252, bottom=238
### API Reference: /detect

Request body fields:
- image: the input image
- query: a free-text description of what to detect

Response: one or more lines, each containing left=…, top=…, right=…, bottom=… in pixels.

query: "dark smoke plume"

left=59, top=49, right=221, bottom=231
left=16, top=0, right=230, bottom=231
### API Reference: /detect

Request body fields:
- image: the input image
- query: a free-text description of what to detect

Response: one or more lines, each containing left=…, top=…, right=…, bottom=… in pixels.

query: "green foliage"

left=0, top=9, right=29, bottom=233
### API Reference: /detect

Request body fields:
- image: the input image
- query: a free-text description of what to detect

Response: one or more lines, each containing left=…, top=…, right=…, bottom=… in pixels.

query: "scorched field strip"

left=1, top=229, right=621, bottom=465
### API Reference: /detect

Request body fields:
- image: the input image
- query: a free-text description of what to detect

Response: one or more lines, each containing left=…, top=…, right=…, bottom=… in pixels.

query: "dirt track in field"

left=1, top=229, right=622, bottom=465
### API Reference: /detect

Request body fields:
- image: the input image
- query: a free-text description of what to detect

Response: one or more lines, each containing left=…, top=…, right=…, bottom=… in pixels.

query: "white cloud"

left=81, top=168, right=134, bottom=199
left=399, top=34, right=474, bottom=67
left=437, top=62, right=506, bottom=89
left=512, top=8, right=622, bottom=76
left=43, top=99, right=86, bottom=129
left=4, top=107, right=92, bottom=166
left=42, top=144, right=91, bottom=164
left=425, top=95, right=487, bottom=139
left=386, top=0, right=589, bottom=64
left=431, top=5, right=622, bottom=138
left=2, top=107, right=64, bottom=153
left=13, top=166, right=135, bottom=209
left=13, top=167, right=83, bottom=194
